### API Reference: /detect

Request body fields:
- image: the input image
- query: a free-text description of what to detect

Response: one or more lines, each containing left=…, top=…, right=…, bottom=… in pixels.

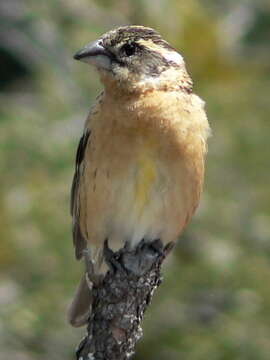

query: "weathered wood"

left=76, top=239, right=173, bottom=360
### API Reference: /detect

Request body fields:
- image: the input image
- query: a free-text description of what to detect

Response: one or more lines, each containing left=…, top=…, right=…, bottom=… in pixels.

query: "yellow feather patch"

left=135, top=153, right=157, bottom=216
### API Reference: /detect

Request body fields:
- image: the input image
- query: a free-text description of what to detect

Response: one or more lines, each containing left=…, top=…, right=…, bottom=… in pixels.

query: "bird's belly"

left=84, top=132, right=202, bottom=250
left=107, top=154, right=188, bottom=248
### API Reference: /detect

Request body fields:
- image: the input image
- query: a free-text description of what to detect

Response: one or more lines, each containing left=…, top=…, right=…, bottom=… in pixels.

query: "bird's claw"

left=148, top=239, right=164, bottom=256
left=103, top=239, right=126, bottom=274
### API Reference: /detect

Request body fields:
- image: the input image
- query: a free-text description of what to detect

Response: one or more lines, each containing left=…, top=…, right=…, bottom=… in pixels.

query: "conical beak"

left=74, top=40, right=109, bottom=60
left=73, top=40, right=112, bottom=70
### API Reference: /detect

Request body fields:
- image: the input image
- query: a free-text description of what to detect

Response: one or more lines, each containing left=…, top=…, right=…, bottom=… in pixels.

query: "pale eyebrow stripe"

left=137, top=38, right=183, bottom=65
left=162, top=51, right=183, bottom=65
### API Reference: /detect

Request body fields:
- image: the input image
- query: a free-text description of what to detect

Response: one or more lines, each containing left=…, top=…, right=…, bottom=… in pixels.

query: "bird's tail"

left=67, top=244, right=107, bottom=327
left=67, top=273, right=93, bottom=327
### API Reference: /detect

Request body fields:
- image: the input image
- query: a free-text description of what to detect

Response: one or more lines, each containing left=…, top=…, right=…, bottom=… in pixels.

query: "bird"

left=68, top=25, right=210, bottom=327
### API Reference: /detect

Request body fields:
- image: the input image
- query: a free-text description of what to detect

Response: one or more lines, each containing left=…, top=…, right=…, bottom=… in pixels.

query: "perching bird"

left=68, top=25, right=210, bottom=327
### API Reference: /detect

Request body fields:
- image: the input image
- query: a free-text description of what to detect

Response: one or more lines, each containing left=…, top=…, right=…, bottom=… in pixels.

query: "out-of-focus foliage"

left=0, top=0, right=270, bottom=359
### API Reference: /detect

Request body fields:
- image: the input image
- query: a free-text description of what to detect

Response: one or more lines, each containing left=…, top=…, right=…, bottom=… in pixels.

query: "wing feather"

left=71, top=129, right=91, bottom=259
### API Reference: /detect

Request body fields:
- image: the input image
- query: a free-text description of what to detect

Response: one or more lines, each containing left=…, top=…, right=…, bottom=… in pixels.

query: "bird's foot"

left=103, top=239, right=127, bottom=275
left=103, top=239, right=174, bottom=277
left=163, top=241, right=175, bottom=256
left=136, top=239, right=173, bottom=258
left=121, top=239, right=168, bottom=276
left=148, top=239, right=164, bottom=255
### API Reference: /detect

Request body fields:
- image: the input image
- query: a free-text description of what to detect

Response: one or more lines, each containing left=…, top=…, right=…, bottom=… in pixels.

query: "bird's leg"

left=103, top=239, right=174, bottom=278
left=135, top=238, right=146, bottom=252
left=83, top=249, right=103, bottom=288
left=103, top=239, right=126, bottom=274
left=149, top=239, right=175, bottom=258
left=103, top=239, right=127, bottom=273
left=148, top=239, right=164, bottom=255
left=163, top=241, right=175, bottom=256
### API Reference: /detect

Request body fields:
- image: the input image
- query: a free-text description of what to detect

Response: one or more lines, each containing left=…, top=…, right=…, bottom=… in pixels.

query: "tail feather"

left=67, top=274, right=92, bottom=327
left=68, top=245, right=107, bottom=327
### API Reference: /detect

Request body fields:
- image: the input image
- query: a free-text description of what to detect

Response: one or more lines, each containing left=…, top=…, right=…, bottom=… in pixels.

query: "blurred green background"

left=1, top=0, right=270, bottom=359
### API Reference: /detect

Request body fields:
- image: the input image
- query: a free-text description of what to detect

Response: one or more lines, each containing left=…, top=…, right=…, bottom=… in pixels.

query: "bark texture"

left=76, top=239, right=173, bottom=360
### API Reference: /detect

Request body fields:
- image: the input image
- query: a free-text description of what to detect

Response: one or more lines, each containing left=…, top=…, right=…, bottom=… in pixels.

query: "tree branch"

left=76, top=239, right=173, bottom=360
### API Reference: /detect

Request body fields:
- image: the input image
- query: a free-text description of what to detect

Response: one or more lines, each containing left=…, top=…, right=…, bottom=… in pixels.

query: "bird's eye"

left=122, top=43, right=136, bottom=57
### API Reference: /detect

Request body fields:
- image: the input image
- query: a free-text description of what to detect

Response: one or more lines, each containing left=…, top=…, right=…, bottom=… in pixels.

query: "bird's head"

left=74, top=25, right=192, bottom=94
